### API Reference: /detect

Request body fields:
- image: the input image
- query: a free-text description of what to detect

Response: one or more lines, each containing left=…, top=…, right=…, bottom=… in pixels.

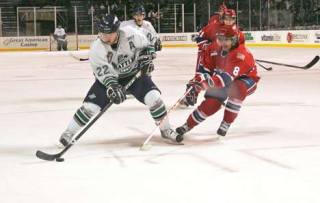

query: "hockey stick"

left=256, top=55, right=319, bottom=70
left=36, top=71, right=142, bottom=162
left=69, top=52, right=89, bottom=61
left=140, top=86, right=193, bottom=150
left=256, top=61, right=272, bottom=71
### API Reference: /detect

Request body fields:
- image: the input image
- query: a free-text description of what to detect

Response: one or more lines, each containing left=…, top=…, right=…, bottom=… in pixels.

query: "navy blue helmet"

left=133, top=5, right=145, bottom=15
left=97, top=14, right=120, bottom=33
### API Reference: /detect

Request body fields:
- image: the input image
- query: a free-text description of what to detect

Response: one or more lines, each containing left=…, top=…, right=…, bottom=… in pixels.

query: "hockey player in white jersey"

left=59, top=14, right=178, bottom=146
left=120, top=5, right=162, bottom=51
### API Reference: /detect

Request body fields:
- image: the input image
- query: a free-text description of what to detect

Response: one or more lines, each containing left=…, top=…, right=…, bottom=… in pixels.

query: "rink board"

left=1, top=30, right=320, bottom=51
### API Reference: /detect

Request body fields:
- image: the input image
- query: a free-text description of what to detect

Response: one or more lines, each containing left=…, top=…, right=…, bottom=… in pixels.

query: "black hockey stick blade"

left=256, top=61, right=272, bottom=71
left=69, top=52, right=89, bottom=61
left=256, top=55, right=319, bottom=70
left=304, top=55, right=319, bottom=69
left=36, top=150, right=60, bottom=161
left=79, top=58, right=89, bottom=61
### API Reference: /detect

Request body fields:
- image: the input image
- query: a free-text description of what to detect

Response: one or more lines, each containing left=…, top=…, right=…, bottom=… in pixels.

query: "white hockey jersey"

left=120, top=19, right=159, bottom=45
left=89, top=26, right=150, bottom=87
left=54, top=27, right=66, bottom=37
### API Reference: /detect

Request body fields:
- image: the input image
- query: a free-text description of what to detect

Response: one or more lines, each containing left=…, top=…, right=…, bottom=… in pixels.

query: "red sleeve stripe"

left=247, top=82, right=257, bottom=94
left=215, top=74, right=225, bottom=87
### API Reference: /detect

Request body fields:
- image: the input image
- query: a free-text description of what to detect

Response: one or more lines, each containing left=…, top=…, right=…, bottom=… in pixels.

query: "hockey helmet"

left=219, top=4, right=227, bottom=13
left=216, top=24, right=239, bottom=47
left=97, top=14, right=120, bottom=34
left=224, top=9, right=236, bottom=18
left=132, top=5, right=146, bottom=15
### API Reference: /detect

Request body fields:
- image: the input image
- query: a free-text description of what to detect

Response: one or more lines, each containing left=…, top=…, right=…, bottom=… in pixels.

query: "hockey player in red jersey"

left=198, top=8, right=244, bottom=52
left=208, top=3, right=227, bottom=25
left=175, top=24, right=260, bottom=142
left=179, top=7, right=245, bottom=108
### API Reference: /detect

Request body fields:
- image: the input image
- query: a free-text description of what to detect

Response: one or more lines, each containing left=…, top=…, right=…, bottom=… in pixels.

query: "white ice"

left=0, top=47, right=320, bottom=203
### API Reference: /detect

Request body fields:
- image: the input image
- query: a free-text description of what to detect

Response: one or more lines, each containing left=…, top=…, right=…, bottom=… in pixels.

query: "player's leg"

left=57, top=40, right=62, bottom=51
left=217, top=77, right=257, bottom=136
left=176, top=87, right=228, bottom=140
left=59, top=80, right=110, bottom=146
left=127, top=75, right=178, bottom=142
left=63, top=40, right=68, bottom=51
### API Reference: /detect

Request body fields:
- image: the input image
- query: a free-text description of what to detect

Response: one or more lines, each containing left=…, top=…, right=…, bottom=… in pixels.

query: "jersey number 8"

left=233, top=66, right=240, bottom=76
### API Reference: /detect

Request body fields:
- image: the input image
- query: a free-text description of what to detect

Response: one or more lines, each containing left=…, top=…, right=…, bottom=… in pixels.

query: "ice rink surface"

left=0, top=47, right=320, bottom=203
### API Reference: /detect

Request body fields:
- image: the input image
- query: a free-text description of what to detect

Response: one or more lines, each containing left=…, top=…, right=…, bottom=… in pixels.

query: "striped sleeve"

left=212, top=71, right=234, bottom=88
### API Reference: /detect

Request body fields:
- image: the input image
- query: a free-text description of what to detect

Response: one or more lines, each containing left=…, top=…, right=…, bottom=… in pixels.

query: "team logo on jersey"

left=117, top=54, right=134, bottom=73
left=237, top=52, right=245, bottom=61
left=106, top=52, right=113, bottom=63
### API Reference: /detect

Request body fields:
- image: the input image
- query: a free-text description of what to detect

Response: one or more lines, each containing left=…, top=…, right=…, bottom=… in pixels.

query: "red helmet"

left=217, top=24, right=239, bottom=37
left=216, top=24, right=239, bottom=47
left=224, top=9, right=236, bottom=18
left=219, top=4, right=227, bottom=13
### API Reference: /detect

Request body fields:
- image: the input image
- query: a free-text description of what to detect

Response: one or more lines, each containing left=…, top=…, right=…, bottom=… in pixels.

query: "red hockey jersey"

left=200, top=43, right=259, bottom=88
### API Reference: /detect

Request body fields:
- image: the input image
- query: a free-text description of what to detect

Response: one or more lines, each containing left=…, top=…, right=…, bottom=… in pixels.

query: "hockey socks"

left=223, top=98, right=242, bottom=124
left=187, top=98, right=222, bottom=129
left=60, top=102, right=101, bottom=146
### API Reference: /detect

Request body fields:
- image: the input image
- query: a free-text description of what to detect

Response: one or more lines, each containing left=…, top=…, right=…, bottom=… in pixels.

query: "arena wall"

left=0, top=30, right=320, bottom=51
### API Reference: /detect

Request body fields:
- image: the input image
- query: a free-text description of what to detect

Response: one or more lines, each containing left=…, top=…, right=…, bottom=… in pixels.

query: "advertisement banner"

left=313, top=32, right=320, bottom=44
left=261, top=33, right=282, bottom=42
left=286, top=32, right=309, bottom=43
left=0, top=36, right=49, bottom=50
left=1, top=30, right=319, bottom=51
left=78, top=35, right=97, bottom=48
left=244, top=32, right=255, bottom=42
left=159, top=33, right=197, bottom=46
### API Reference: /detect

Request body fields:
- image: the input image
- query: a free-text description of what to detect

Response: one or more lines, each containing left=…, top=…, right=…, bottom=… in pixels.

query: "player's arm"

left=146, top=21, right=162, bottom=51
left=89, top=42, right=125, bottom=104
left=89, top=45, right=117, bottom=86
left=190, top=57, right=239, bottom=91
left=132, top=31, right=156, bottom=75
left=196, top=29, right=211, bottom=49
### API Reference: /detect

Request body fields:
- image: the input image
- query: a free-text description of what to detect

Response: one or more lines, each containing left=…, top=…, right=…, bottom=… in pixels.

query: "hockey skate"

left=217, top=121, right=231, bottom=136
left=161, top=128, right=182, bottom=145
left=175, top=123, right=191, bottom=143
left=59, top=130, right=75, bottom=147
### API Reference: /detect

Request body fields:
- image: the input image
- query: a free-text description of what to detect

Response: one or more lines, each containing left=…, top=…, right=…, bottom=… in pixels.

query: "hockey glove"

left=154, top=38, right=162, bottom=51
left=138, top=56, right=154, bottom=75
left=189, top=73, right=214, bottom=91
left=106, top=83, right=126, bottom=104
left=194, top=35, right=211, bottom=51
left=185, top=83, right=199, bottom=106
left=138, top=46, right=156, bottom=75
left=140, top=46, right=156, bottom=59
